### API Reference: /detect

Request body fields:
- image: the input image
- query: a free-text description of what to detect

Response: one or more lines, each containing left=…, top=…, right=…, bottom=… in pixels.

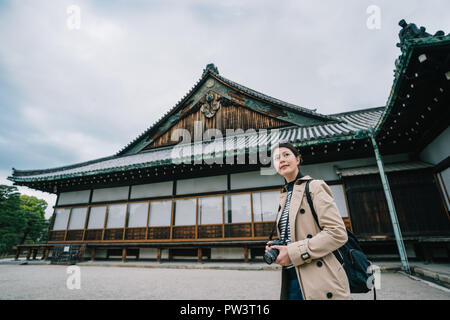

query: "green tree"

left=19, top=195, right=49, bottom=245
left=0, top=185, right=22, bottom=255
left=0, top=185, right=49, bottom=255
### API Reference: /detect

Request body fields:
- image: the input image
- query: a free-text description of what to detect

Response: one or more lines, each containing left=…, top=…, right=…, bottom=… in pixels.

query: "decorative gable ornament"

left=200, top=92, right=221, bottom=118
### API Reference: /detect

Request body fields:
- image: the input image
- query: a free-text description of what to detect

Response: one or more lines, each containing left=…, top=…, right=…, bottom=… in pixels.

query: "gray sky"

left=1, top=0, right=449, bottom=218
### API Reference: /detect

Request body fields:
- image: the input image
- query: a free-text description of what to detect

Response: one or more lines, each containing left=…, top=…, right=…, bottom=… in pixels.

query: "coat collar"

left=281, top=172, right=312, bottom=193
left=276, top=174, right=313, bottom=204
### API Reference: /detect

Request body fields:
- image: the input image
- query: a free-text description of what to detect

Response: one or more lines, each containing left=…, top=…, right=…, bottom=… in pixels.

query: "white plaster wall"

left=230, top=171, right=284, bottom=189
left=92, top=186, right=129, bottom=203
left=419, top=127, right=450, bottom=165
left=58, top=190, right=90, bottom=205
left=139, top=248, right=169, bottom=259
left=210, top=247, right=243, bottom=260
left=131, top=181, right=173, bottom=199
left=177, top=175, right=227, bottom=195
left=94, top=249, right=108, bottom=259
left=81, top=248, right=108, bottom=259
left=300, top=153, right=410, bottom=181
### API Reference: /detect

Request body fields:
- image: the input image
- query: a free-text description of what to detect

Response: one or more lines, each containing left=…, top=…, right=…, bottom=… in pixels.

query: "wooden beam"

left=26, top=248, right=32, bottom=260
left=43, top=248, right=49, bottom=260
left=32, top=249, right=38, bottom=260
left=122, top=247, right=127, bottom=262
left=197, top=248, right=202, bottom=262
left=91, top=247, right=96, bottom=261
left=79, top=244, right=87, bottom=261
left=157, top=248, right=161, bottom=262
left=243, top=247, right=249, bottom=263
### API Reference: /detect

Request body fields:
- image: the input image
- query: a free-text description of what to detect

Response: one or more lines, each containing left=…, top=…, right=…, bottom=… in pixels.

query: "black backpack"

left=304, top=180, right=376, bottom=299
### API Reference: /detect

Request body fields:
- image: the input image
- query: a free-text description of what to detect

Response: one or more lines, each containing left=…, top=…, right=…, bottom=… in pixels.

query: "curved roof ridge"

left=116, top=64, right=340, bottom=156
left=211, top=72, right=337, bottom=121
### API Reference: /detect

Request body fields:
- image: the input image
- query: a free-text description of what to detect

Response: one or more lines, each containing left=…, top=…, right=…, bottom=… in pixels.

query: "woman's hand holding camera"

left=265, top=241, right=292, bottom=267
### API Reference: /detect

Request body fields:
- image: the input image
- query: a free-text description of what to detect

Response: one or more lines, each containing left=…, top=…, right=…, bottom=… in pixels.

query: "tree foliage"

left=0, top=185, right=49, bottom=255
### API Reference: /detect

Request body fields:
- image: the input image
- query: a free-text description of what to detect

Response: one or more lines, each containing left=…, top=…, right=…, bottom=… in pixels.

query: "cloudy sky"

left=1, top=0, right=449, bottom=218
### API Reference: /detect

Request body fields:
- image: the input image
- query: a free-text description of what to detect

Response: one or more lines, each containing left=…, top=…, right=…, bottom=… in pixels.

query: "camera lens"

left=263, top=239, right=284, bottom=264
left=263, top=248, right=279, bottom=265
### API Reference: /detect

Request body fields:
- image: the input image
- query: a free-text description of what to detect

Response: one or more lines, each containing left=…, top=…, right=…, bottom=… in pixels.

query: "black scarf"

left=283, top=170, right=304, bottom=187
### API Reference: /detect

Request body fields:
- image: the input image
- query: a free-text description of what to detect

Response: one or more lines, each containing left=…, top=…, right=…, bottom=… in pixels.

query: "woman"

left=266, top=142, right=351, bottom=300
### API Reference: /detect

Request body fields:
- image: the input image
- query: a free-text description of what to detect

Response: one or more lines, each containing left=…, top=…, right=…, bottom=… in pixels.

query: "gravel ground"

left=0, top=264, right=449, bottom=300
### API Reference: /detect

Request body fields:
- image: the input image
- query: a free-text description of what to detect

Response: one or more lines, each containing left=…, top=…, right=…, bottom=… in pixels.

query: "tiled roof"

left=9, top=106, right=384, bottom=182
left=375, top=34, right=450, bottom=135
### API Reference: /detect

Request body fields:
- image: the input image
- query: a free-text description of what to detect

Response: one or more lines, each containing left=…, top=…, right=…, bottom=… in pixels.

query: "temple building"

left=9, top=21, right=450, bottom=263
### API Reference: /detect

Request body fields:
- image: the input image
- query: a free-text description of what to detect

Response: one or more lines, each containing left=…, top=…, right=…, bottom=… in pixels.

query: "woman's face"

left=272, top=147, right=300, bottom=178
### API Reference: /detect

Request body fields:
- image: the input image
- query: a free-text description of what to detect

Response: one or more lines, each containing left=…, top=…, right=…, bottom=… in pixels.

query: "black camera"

left=263, top=239, right=286, bottom=264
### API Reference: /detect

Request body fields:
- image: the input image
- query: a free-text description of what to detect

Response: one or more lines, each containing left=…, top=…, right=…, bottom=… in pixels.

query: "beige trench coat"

left=276, top=175, right=351, bottom=300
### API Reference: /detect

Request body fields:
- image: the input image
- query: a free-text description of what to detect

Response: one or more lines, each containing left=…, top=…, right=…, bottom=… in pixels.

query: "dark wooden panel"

left=107, top=248, right=138, bottom=257
left=198, top=224, right=223, bottom=239
left=148, top=227, right=170, bottom=240
left=125, top=227, right=146, bottom=240
left=85, top=229, right=103, bottom=241
left=66, top=230, right=83, bottom=241
left=344, top=170, right=450, bottom=237
left=169, top=248, right=197, bottom=257
left=172, top=226, right=195, bottom=239
left=49, top=231, right=65, bottom=241
left=225, top=223, right=252, bottom=238
left=254, top=222, right=274, bottom=237
left=146, top=103, right=289, bottom=150
left=104, top=228, right=124, bottom=240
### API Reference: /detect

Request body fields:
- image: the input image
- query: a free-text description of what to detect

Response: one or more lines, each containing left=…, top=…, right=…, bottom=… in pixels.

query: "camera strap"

left=268, top=205, right=281, bottom=241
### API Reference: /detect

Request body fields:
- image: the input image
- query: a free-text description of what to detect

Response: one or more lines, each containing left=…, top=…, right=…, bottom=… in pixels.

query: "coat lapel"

left=288, top=175, right=312, bottom=243
left=288, top=184, right=303, bottom=243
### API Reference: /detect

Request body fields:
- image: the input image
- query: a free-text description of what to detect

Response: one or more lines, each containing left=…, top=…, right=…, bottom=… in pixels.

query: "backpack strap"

left=305, top=180, right=321, bottom=229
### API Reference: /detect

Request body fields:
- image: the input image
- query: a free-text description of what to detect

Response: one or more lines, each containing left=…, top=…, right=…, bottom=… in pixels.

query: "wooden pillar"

left=243, top=247, right=249, bottom=263
left=43, top=248, right=50, bottom=260
left=122, top=248, right=127, bottom=262
left=91, top=247, right=96, bottom=261
left=422, top=243, right=434, bottom=263
left=14, top=247, right=20, bottom=260
left=26, top=248, right=32, bottom=260
left=197, top=248, right=202, bottom=262
left=78, top=245, right=87, bottom=261
left=157, top=248, right=162, bottom=262
left=32, top=248, right=38, bottom=260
